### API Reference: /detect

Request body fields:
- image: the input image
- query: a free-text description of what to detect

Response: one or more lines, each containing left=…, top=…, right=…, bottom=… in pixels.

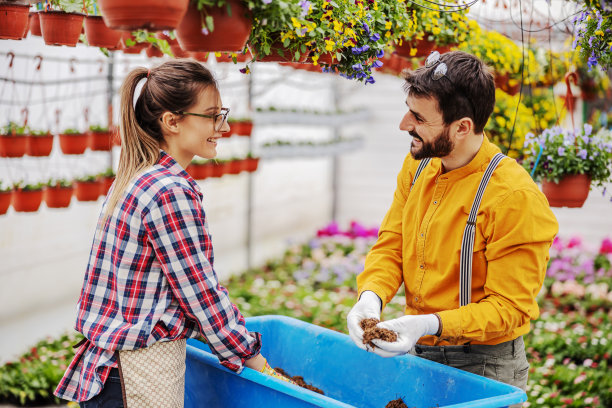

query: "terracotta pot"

left=84, top=15, right=122, bottom=48
left=186, top=163, right=212, bottom=180
left=39, top=11, right=84, bottom=47
left=210, top=162, right=226, bottom=178
left=59, top=133, right=88, bottom=155
left=28, top=12, right=42, bottom=37
left=494, top=73, right=521, bottom=96
left=12, top=189, right=44, bottom=212
left=314, top=53, right=336, bottom=65
left=145, top=44, right=164, bottom=58
left=26, top=133, right=54, bottom=157
left=176, top=0, right=251, bottom=52
left=435, top=43, right=458, bottom=54
left=100, top=176, right=115, bottom=195
left=541, top=174, right=591, bottom=208
left=170, top=44, right=190, bottom=58
left=120, top=32, right=148, bottom=54
left=0, top=3, right=29, bottom=40
left=395, top=36, right=436, bottom=58
left=0, top=135, right=27, bottom=157
left=190, top=51, right=208, bottom=62
left=229, top=121, right=253, bottom=137
left=244, top=157, right=259, bottom=173
left=44, top=185, right=74, bottom=208
left=87, top=131, right=113, bottom=151
left=74, top=180, right=102, bottom=202
left=227, top=160, right=242, bottom=175
left=98, top=0, right=189, bottom=30
left=0, top=191, right=12, bottom=215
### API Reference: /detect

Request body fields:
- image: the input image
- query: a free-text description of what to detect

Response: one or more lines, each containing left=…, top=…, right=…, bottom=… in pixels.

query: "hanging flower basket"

left=243, top=157, right=259, bottom=173
left=74, top=180, right=102, bottom=202
left=0, top=3, right=29, bottom=40
left=44, top=185, right=74, bottom=208
left=39, top=11, right=85, bottom=47
left=98, top=0, right=188, bottom=30
left=395, top=36, right=436, bottom=59
left=59, top=132, right=88, bottom=155
left=494, top=73, right=520, bottom=96
left=12, top=189, right=44, bottom=213
left=541, top=174, right=591, bottom=208
left=254, top=43, right=309, bottom=63
left=87, top=130, right=113, bottom=151
left=0, top=190, right=12, bottom=215
left=0, top=134, right=27, bottom=158
left=229, top=120, right=253, bottom=137
left=84, top=15, right=122, bottom=48
left=120, top=32, right=148, bottom=54
left=435, top=43, right=458, bottom=54
left=176, top=0, right=251, bottom=52
left=100, top=176, right=115, bottom=195
left=314, top=53, right=336, bottom=65
left=146, top=44, right=164, bottom=58
left=210, top=162, right=228, bottom=178
left=28, top=11, right=42, bottom=37
left=26, top=133, right=54, bottom=157
left=186, top=162, right=213, bottom=180
left=227, top=159, right=242, bottom=175
left=215, top=51, right=251, bottom=63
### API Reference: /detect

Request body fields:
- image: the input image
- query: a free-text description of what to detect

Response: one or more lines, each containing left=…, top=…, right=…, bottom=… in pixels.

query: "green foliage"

left=522, top=125, right=612, bottom=186
left=98, top=168, right=116, bottom=178
left=1, top=122, right=27, bottom=136
left=89, top=124, right=108, bottom=133
left=573, top=6, right=612, bottom=70
left=76, top=174, right=98, bottom=183
left=45, top=178, right=73, bottom=188
left=13, top=181, right=44, bottom=191
left=0, top=181, right=13, bottom=192
left=0, top=332, right=83, bottom=405
left=62, top=128, right=82, bottom=135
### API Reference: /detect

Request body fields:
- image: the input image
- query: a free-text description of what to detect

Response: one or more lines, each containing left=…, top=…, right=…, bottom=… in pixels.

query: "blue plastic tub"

left=185, top=315, right=526, bottom=408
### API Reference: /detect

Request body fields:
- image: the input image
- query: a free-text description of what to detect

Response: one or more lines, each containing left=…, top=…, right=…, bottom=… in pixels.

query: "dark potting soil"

left=385, top=398, right=410, bottom=408
left=360, top=318, right=398, bottom=348
left=274, top=367, right=325, bottom=395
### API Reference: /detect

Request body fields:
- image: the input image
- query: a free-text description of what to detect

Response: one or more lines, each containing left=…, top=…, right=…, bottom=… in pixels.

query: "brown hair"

left=104, top=59, right=217, bottom=220
left=402, top=51, right=495, bottom=134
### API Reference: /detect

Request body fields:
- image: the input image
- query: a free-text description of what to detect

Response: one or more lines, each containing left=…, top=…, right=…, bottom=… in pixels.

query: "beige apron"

left=117, top=339, right=186, bottom=408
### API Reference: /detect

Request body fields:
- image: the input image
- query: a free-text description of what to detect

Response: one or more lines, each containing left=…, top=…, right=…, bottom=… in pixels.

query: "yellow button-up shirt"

left=358, top=136, right=558, bottom=346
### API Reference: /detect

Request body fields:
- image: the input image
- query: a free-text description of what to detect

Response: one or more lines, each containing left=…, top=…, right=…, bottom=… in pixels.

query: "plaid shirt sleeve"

left=144, top=185, right=261, bottom=371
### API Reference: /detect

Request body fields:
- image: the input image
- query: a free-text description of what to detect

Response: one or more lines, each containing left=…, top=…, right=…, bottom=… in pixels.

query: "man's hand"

left=347, top=291, right=382, bottom=351
left=370, top=314, right=440, bottom=357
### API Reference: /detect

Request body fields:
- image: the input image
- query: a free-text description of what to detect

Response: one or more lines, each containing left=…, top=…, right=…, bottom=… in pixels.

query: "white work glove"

left=346, top=291, right=382, bottom=351
left=370, top=314, right=440, bottom=357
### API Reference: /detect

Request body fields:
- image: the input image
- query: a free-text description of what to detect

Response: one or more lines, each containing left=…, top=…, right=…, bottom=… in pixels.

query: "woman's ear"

left=160, top=112, right=180, bottom=135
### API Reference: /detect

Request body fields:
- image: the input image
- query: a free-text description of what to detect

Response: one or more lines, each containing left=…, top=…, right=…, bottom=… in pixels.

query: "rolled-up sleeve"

left=143, top=186, right=261, bottom=371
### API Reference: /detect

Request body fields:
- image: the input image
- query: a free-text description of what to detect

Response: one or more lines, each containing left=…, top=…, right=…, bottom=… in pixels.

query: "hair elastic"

left=147, top=68, right=150, bottom=78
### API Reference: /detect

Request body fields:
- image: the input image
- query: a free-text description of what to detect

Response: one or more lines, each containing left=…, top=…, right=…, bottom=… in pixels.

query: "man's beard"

left=410, top=126, right=454, bottom=160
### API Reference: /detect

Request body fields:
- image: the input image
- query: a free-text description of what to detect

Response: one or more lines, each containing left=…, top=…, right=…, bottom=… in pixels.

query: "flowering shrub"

left=522, top=89, right=566, bottom=132
left=572, top=2, right=612, bottom=70
left=485, top=89, right=535, bottom=157
left=522, top=125, right=612, bottom=186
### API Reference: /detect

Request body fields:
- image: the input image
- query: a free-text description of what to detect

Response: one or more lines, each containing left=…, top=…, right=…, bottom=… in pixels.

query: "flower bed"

left=1, top=227, right=611, bottom=407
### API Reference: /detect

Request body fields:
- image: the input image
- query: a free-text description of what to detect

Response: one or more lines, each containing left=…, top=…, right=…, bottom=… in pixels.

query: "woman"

left=55, top=60, right=291, bottom=407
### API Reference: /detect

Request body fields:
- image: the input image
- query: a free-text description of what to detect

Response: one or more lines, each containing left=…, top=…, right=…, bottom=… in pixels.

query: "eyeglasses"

left=425, top=51, right=447, bottom=81
left=174, top=107, right=230, bottom=131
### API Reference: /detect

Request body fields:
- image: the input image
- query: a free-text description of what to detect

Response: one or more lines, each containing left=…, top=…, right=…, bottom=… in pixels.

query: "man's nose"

left=399, top=112, right=414, bottom=132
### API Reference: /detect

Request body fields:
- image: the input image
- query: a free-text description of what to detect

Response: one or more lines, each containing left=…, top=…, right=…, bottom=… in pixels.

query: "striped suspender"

left=410, top=158, right=431, bottom=191
left=459, top=152, right=506, bottom=306
left=408, top=153, right=506, bottom=307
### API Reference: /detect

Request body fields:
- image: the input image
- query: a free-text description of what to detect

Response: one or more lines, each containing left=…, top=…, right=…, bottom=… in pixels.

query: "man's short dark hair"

left=402, top=51, right=495, bottom=134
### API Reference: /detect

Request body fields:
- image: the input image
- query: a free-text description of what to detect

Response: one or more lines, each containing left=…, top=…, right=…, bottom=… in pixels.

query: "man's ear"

left=453, top=117, right=474, bottom=142
left=160, top=112, right=180, bottom=135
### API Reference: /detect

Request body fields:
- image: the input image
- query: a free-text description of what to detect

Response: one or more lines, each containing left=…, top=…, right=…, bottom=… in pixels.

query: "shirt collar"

left=433, top=134, right=502, bottom=180
left=158, top=150, right=203, bottom=197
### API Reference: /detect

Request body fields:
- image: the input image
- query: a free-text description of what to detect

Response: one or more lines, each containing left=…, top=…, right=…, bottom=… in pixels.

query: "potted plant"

left=43, top=178, right=74, bottom=208
left=0, top=181, right=12, bottom=216
left=228, top=117, right=253, bottom=137
left=39, top=1, right=86, bottom=47
left=243, top=152, right=259, bottom=173
left=522, top=124, right=612, bottom=208
left=98, top=167, right=115, bottom=195
left=59, top=127, right=87, bottom=155
left=84, top=14, right=122, bottom=48
left=26, top=129, right=54, bottom=157
left=176, top=0, right=252, bottom=53
left=0, top=1, right=30, bottom=40
left=11, top=181, right=44, bottom=213
left=572, top=2, right=612, bottom=71
left=186, top=158, right=212, bottom=180
left=0, top=122, right=27, bottom=158
left=97, top=0, right=189, bottom=31
left=28, top=11, right=43, bottom=37
left=87, top=124, right=113, bottom=151
left=74, top=174, right=102, bottom=202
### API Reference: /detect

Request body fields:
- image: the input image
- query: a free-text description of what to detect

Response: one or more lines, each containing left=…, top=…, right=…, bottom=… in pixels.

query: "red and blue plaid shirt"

left=55, top=151, right=261, bottom=402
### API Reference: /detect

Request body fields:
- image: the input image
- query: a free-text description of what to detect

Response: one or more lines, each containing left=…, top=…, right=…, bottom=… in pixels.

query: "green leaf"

left=206, top=15, right=214, bottom=32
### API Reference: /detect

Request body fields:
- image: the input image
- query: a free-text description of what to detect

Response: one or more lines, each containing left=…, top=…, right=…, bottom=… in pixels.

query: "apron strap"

left=410, top=158, right=432, bottom=191
left=459, top=153, right=506, bottom=306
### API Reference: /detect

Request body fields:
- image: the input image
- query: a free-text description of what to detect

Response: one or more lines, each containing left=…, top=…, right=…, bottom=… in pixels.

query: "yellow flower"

left=312, top=54, right=319, bottom=66
left=325, top=39, right=336, bottom=51
left=385, top=21, right=392, bottom=30
left=496, top=116, right=506, bottom=128
left=333, top=20, right=343, bottom=32
left=344, top=39, right=355, bottom=47
left=432, top=26, right=441, bottom=35
left=595, top=30, right=604, bottom=36
left=281, top=31, right=295, bottom=42
left=410, top=48, right=417, bottom=57
left=291, top=17, right=301, bottom=29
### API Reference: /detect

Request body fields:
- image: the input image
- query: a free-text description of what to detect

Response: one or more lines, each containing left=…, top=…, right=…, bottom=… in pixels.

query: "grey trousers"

left=410, top=337, right=529, bottom=407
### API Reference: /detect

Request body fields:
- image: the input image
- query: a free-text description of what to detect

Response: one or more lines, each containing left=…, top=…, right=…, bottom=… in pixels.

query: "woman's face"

left=172, top=87, right=230, bottom=164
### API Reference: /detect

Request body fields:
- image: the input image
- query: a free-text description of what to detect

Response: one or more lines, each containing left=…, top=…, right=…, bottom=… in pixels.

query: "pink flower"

left=599, top=237, right=612, bottom=254
left=568, top=236, right=582, bottom=248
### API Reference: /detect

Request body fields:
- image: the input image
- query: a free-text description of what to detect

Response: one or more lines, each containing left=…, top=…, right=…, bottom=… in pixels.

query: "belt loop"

left=463, top=344, right=471, bottom=353
left=512, top=338, right=516, bottom=357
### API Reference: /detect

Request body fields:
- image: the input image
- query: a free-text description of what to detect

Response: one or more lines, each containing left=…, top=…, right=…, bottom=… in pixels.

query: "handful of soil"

left=274, top=367, right=325, bottom=395
left=360, top=318, right=398, bottom=349
left=386, top=398, right=410, bottom=408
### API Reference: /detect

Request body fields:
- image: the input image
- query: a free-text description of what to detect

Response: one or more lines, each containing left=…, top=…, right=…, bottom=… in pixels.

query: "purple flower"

left=372, top=60, right=383, bottom=68
left=365, top=76, right=375, bottom=84
left=262, top=0, right=272, bottom=3
left=587, top=53, right=599, bottom=70
left=370, top=33, right=380, bottom=42
left=239, top=68, right=248, bottom=74
left=578, top=149, right=587, bottom=159
left=201, top=27, right=209, bottom=35
left=352, top=63, right=363, bottom=71
left=299, top=0, right=310, bottom=16
left=584, top=123, right=593, bottom=136
left=362, top=22, right=370, bottom=35
left=376, top=49, right=384, bottom=58
left=558, top=147, right=565, bottom=156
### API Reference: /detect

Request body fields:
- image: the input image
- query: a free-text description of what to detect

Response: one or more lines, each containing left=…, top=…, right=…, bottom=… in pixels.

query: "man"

left=347, top=51, right=558, bottom=393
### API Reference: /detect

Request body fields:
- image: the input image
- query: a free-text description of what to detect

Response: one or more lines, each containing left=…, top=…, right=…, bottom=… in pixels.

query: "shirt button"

left=433, top=201, right=438, bottom=204
left=420, top=233, right=424, bottom=237
left=420, top=265, right=424, bottom=269
left=414, top=296, right=419, bottom=302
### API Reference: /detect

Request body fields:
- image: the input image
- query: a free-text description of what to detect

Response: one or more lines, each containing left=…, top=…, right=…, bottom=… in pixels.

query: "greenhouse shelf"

left=185, top=315, right=527, bottom=408
left=257, top=138, right=364, bottom=159
left=253, top=109, right=372, bottom=127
